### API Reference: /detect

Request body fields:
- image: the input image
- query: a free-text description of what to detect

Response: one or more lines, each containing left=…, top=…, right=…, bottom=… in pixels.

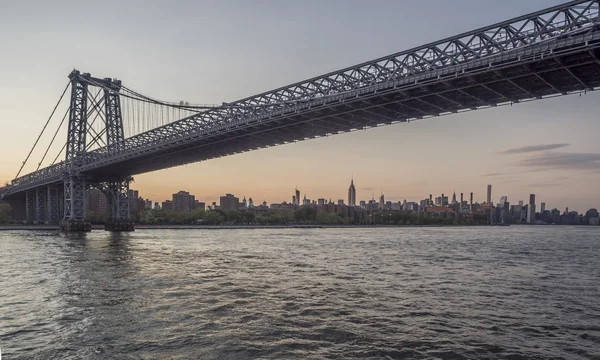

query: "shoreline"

left=0, top=223, right=579, bottom=231
left=0, top=224, right=463, bottom=231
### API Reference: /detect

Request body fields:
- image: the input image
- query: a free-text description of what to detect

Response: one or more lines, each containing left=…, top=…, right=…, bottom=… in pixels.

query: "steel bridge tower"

left=59, top=70, right=134, bottom=232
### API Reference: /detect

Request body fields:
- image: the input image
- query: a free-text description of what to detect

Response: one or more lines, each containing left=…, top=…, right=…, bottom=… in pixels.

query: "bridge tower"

left=59, top=70, right=134, bottom=232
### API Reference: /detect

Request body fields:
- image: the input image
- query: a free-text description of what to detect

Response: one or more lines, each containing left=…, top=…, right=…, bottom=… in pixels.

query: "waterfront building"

left=220, top=194, right=240, bottom=210
left=359, top=200, right=366, bottom=209
left=88, top=188, right=108, bottom=216
left=173, top=191, right=196, bottom=213
left=338, top=199, right=344, bottom=206
left=154, top=202, right=161, bottom=210
left=487, top=185, right=492, bottom=205
left=295, top=188, right=300, bottom=206
left=128, top=189, right=145, bottom=215
left=248, top=198, right=254, bottom=208
left=541, top=202, right=546, bottom=213
left=162, top=200, right=173, bottom=211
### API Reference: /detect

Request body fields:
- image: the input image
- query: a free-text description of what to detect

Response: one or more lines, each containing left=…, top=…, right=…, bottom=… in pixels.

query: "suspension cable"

left=15, top=81, right=70, bottom=179
left=36, top=106, right=69, bottom=170
left=51, top=142, right=67, bottom=165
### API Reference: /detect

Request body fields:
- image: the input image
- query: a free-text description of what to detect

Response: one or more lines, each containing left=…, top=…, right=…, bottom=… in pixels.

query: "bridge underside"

left=90, top=46, right=600, bottom=177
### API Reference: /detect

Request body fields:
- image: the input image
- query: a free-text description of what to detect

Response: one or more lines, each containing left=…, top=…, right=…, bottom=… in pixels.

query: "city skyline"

left=1, top=0, right=599, bottom=213
left=142, top=176, right=592, bottom=214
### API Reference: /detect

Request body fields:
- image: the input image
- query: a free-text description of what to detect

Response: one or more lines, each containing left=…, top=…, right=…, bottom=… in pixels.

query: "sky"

left=1, top=0, right=599, bottom=212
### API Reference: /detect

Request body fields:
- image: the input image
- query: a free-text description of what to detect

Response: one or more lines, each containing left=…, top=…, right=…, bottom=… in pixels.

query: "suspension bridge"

left=2, top=0, right=600, bottom=231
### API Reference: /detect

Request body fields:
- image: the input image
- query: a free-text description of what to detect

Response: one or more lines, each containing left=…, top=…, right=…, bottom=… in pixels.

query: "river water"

left=0, top=227, right=599, bottom=359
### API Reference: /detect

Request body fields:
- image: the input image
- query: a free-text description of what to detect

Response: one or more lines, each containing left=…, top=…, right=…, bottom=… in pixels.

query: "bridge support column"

left=46, top=186, right=60, bottom=224
left=35, top=187, right=48, bottom=224
left=25, top=190, right=36, bottom=223
left=104, top=178, right=135, bottom=232
left=60, top=176, right=91, bottom=232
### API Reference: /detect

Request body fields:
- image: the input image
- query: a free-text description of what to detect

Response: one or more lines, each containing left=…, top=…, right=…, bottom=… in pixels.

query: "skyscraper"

left=499, top=196, right=508, bottom=208
left=347, top=177, right=356, bottom=207
left=379, top=192, right=385, bottom=210
left=451, top=191, right=457, bottom=205
left=487, top=185, right=492, bottom=205
left=295, top=187, right=300, bottom=206
left=527, top=194, right=536, bottom=224
left=541, top=202, right=546, bottom=213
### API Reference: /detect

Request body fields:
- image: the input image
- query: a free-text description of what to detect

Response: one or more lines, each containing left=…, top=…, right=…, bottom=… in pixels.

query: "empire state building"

left=348, top=177, right=356, bottom=207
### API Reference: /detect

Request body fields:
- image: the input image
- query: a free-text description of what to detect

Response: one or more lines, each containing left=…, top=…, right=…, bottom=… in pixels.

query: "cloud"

left=516, top=152, right=600, bottom=171
left=481, top=172, right=503, bottom=177
left=531, top=183, right=569, bottom=188
left=499, top=143, right=570, bottom=155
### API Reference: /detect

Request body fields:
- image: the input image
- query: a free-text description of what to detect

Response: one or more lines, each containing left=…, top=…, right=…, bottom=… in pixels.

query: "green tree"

left=0, top=202, right=12, bottom=224
left=204, top=211, right=224, bottom=225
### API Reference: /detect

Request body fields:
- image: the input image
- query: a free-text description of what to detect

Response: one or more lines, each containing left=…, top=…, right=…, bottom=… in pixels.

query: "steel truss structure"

left=3, top=1, right=600, bottom=226
left=101, top=179, right=131, bottom=221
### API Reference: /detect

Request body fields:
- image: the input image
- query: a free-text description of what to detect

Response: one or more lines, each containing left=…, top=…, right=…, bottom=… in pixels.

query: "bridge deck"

left=90, top=36, right=600, bottom=177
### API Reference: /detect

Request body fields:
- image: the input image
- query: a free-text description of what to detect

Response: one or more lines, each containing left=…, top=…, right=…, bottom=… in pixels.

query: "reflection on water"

left=0, top=227, right=599, bottom=359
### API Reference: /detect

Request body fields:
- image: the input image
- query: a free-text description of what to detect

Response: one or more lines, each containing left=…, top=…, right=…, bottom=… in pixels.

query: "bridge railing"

left=10, top=162, right=66, bottom=190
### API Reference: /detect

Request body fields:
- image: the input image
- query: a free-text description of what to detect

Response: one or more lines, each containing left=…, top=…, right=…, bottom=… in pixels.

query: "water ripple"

left=0, top=227, right=599, bottom=359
